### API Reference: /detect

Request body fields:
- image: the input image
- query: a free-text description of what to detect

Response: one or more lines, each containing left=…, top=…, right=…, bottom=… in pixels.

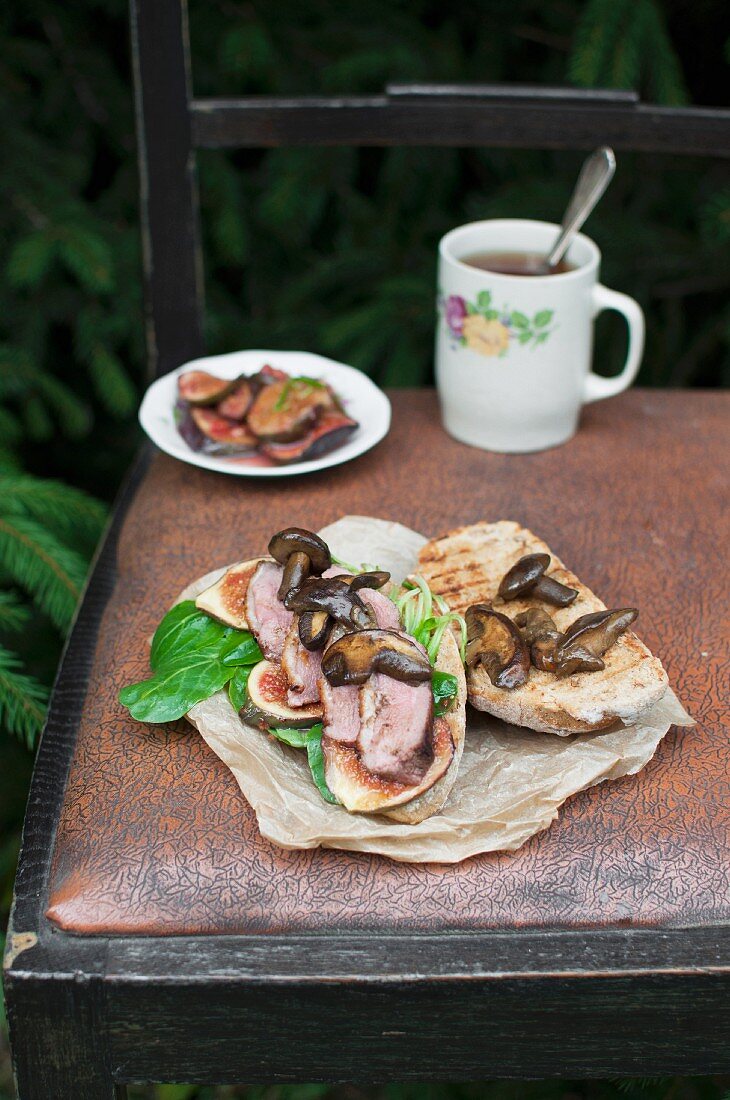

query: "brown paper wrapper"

left=183, top=516, right=693, bottom=864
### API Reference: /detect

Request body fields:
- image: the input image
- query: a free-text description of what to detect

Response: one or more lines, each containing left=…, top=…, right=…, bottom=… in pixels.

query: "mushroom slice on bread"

left=417, top=520, right=668, bottom=735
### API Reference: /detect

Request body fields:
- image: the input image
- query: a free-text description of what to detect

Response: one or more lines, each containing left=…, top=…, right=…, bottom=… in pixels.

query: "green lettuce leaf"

left=305, top=724, right=340, bottom=804
left=227, top=665, right=253, bottom=712
left=432, top=670, right=458, bottom=716
left=122, top=600, right=262, bottom=724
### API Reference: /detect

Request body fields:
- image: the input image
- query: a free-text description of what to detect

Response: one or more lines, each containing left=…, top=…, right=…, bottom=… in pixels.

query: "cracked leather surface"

left=46, top=390, right=729, bottom=934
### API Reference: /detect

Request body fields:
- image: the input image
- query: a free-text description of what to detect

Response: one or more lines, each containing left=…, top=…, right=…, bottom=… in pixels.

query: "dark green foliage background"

left=1, top=1, right=729, bottom=1096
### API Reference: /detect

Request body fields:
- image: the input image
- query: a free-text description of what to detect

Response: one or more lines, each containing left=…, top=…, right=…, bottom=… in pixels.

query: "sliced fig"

left=247, top=377, right=335, bottom=443
left=195, top=558, right=263, bottom=629
left=241, top=659, right=322, bottom=728
left=252, top=364, right=289, bottom=389
left=178, top=370, right=239, bottom=406
left=217, top=378, right=253, bottom=420
left=189, top=408, right=258, bottom=454
left=261, top=411, right=358, bottom=465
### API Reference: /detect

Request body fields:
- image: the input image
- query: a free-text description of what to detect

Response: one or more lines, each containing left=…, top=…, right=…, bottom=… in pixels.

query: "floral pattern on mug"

left=440, top=288, right=556, bottom=356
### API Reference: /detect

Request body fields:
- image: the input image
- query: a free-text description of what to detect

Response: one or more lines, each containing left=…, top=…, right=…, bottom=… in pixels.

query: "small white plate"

left=139, top=350, right=391, bottom=478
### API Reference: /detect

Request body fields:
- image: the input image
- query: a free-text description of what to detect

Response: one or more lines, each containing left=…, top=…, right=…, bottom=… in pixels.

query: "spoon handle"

left=546, top=146, right=616, bottom=269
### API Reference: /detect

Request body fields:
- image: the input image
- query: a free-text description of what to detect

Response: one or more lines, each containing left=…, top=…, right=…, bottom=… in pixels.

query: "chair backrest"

left=130, top=0, right=730, bottom=381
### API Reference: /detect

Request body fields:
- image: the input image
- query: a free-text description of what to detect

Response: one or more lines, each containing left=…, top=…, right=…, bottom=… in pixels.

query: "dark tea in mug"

left=461, top=251, right=576, bottom=276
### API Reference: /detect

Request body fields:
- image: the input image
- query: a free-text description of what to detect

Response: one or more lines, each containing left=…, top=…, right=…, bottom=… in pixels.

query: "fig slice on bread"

left=194, top=557, right=265, bottom=630
left=417, top=520, right=668, bottom=735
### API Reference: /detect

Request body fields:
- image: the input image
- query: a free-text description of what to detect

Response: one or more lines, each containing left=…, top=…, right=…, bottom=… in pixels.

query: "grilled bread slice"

left=418, top=521, right=668, bottom=735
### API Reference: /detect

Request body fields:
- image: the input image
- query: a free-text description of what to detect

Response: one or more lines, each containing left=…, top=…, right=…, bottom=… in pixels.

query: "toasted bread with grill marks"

left=418, top=521, right=668, bottom=735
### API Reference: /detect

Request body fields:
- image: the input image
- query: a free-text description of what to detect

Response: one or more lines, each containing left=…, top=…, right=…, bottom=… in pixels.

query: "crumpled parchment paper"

left=183, top=516, right=693, bottom=863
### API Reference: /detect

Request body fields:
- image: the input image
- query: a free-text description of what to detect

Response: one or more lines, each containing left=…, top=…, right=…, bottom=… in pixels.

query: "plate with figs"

left=139, top=350, right=392, bottom=478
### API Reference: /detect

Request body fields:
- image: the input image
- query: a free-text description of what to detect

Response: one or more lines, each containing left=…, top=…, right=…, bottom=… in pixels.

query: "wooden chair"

left=5, top=1, right=730, bottom=1095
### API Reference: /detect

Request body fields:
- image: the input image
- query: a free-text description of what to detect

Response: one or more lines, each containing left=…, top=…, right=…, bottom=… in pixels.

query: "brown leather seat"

left=46, top=391, right=729, bottom=936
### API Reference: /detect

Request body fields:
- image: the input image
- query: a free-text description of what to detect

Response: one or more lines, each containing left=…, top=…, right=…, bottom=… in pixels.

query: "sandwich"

left=121, top=526, right=467, bottom=823
left=418, top=520, right=668, bottom=735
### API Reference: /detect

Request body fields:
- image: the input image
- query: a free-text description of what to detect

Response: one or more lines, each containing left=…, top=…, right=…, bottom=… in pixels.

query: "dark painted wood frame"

left=5, top=0, right=730, bottom=1094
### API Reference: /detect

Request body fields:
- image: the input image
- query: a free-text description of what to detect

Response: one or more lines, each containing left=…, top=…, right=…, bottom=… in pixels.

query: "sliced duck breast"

left=321, top=678, right=361, bottom=745
left=281, top=619, right=322, bottom=707
left=361, top=588, right=400, bottom=631
left=284, top=571, right=400, bottom=711
left=245, top=560, right=293, bottom=661
left=357, top=664, right=434, bottom=785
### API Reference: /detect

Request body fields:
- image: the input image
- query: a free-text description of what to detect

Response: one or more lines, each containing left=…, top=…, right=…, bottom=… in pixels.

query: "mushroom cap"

left=289, top=576, right=373, bottom=629
left=277, top=550, right=311, bottom=607
left=532, top=574, right=579, bottom=607
left=465, top=604, right=530, bottom=690
left=267, top=528, right=331, bottom=574
left=297, top=609, right=331, bottom=651
left=559, top=608, right=638, bottom=659
left=348, top=570, right=391, bottom=593
left=514, top=607, right=560, bottom=646
left=498, top=553, right=550, bottom=599
left=321, top=629, right=432, bottom=687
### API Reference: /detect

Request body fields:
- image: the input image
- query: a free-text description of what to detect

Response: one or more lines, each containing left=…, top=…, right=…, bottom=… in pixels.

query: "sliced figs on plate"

left=178, top=370, right=239, bottom=406
left=251, top=364, right=289, bottom=388
left=217, top=378, right=254, bottom=420
left=247, top=377, right=336, bottom=442
left=261, top=411, right=358, bottom=465
left=188, top=408, right=258, bottom=454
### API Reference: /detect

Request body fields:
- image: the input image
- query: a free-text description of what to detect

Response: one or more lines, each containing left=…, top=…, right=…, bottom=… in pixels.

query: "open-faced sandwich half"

left=418, top=520, right=668, bottom=735
left=120, top=526, right=467, bottom=823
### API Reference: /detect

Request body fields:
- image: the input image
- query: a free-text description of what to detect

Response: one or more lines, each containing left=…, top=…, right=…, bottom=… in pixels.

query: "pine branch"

left=0, top=590, right=31, bottom=633
left=0, top=514, right=87, bottom=632
left=0, top=349, right=91, bottom=438
left=0, top=473, right=107, bottom=549
left=6, top=230, right=55, bottom=289
left=0, top=644, right=48, bottom=748
left=86, top=344, right=137, bottom=417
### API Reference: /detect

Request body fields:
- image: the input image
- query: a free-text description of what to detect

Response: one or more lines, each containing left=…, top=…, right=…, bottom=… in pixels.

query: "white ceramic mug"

left=436, top=219, right=645, bottom=453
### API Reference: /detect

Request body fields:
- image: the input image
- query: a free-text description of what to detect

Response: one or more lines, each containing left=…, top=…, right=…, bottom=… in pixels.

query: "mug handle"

left=584, top=284, right=645, bottom=403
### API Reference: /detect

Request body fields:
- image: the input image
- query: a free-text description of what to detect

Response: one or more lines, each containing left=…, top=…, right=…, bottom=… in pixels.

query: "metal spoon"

left=542, top=146, right=616, bottom=272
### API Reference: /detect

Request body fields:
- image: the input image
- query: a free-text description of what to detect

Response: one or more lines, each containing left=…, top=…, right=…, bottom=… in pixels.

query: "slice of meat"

left=260, top=410, right=357, bottom=464
left=361, top=588, right=400, bottom=631
left=356, top=632, right=434, bottom=785
left=247, top=378, right=335, bottom=442
left=281, top=618, right=322, bottom=707
left=308, top=582, right=402, bottom=739
left=245, top=560, right=293, bottom=661
left=321, top=679, right=361, bottom=746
